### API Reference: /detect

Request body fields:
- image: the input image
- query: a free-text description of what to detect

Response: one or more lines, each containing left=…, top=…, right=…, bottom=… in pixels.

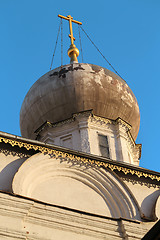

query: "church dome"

left=20, top=63, right=140, bottom=140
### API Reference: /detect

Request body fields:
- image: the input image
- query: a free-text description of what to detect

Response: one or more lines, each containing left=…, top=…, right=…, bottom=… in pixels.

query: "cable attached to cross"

left=79, top=26, right=123, bottom=79
left=50, top=14, right=124, bottom=80
left=50, top=20, right=61, bottom=70
left=78, top=25, right=83, bottom=63
left=61, top=18, right=63, bottom=67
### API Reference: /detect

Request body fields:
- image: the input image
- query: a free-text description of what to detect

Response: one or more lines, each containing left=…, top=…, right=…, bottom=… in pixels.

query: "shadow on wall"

left=0, top=158, right=26, bottom=192
left=141, top=190, right=160, bottom=221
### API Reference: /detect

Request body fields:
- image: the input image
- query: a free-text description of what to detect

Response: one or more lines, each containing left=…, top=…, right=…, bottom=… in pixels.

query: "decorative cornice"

left=73, top=109, right=93, bottom=119
left=0, top=135, right=159, bottom=183
left=115, top=118, right=132, bottom=130
left=90, top=115, right=112, bottom=125
left=0, top=148, right=30, bottom=158
left=35, top=119, right=75, bottom=136
left=35, top=110, right=134, bottom=139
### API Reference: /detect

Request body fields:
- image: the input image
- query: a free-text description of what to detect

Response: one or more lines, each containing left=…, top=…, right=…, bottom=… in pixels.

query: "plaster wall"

left=0, top=147, right=159, bottom=222
left=88, top=122, right=116, bottom=160
left=0, top=144, right=159, bottom=223
left=0, top=191, right=154, bottom=240
left=12, top=153, right=142, bottom=220
left=31, top=176, right=111, bottom=216
left=122, top=178, right=160, bottom=220
left=41, top=121, right=81, bottom=152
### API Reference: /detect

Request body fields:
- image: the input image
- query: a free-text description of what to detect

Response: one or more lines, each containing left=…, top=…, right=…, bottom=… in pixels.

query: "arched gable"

left=12, top=153, right=141, bottom=220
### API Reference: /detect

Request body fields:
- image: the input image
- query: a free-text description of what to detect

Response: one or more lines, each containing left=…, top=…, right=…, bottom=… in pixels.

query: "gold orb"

left=68, top=44, right=79, bottom=57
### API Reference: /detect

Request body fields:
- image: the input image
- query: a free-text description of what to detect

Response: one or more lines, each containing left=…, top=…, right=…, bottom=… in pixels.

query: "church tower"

left=20, top=15, right=141, bottom=166
left=0, top=15, right=159, bottom=239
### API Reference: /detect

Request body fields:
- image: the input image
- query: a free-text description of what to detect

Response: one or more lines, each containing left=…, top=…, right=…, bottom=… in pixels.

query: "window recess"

left=98, top=134, right=110, bottom=158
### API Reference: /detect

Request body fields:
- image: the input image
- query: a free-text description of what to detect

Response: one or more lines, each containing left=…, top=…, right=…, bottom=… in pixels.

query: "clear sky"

left=0, top=0, right=160, bottom=172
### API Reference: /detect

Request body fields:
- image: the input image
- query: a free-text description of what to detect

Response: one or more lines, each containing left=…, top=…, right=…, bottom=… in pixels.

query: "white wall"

left=39, top=113, right=140, bottom=165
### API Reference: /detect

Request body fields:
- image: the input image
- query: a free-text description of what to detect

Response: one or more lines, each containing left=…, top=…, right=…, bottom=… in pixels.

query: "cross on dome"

left=58, top=14, right=82, bottom=63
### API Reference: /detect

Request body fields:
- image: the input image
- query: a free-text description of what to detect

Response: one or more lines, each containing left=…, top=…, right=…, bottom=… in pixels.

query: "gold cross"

left=58, top=14, right=82, bottom=45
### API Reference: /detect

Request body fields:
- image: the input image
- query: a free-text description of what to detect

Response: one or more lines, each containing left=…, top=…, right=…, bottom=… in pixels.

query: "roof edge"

left=0, top=130, right=159, bottom=182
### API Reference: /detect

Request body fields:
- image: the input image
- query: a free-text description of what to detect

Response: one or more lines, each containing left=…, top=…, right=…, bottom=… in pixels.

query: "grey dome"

left=20, top=63, right=140, bottom=140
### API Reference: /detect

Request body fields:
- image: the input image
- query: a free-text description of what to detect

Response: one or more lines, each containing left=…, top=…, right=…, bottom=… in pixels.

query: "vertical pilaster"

left=78, top=119, right=90, bottom=153
left=116, top=124, right=130, bottom=163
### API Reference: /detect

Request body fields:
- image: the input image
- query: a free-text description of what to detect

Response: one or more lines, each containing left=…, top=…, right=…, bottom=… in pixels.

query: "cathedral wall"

left=0, top=136, right=159, bottom=223
left=0, top=191, right=154, bottom=240
left=0, top=132, right=159, bottom=226
left=12, top=152, right=146, bottom=221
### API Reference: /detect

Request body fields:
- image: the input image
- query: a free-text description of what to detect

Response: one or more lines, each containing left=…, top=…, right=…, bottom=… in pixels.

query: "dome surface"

left=20, top=63, right=140, bottom=140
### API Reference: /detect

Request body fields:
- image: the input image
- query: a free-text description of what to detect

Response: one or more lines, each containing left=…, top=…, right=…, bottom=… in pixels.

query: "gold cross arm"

left=58, top=14, right=82, bottom=45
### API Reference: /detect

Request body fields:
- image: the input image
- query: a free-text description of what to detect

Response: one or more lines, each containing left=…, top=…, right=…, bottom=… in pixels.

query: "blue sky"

left=0, top=0, right=160, bottom=172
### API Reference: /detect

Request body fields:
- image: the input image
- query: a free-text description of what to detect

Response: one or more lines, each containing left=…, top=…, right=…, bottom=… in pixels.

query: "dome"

left=20, top=63, right=140, bottom=140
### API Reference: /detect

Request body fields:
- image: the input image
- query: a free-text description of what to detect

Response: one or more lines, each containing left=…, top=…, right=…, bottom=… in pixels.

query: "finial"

left=58, top=14, right=82, bottom=63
